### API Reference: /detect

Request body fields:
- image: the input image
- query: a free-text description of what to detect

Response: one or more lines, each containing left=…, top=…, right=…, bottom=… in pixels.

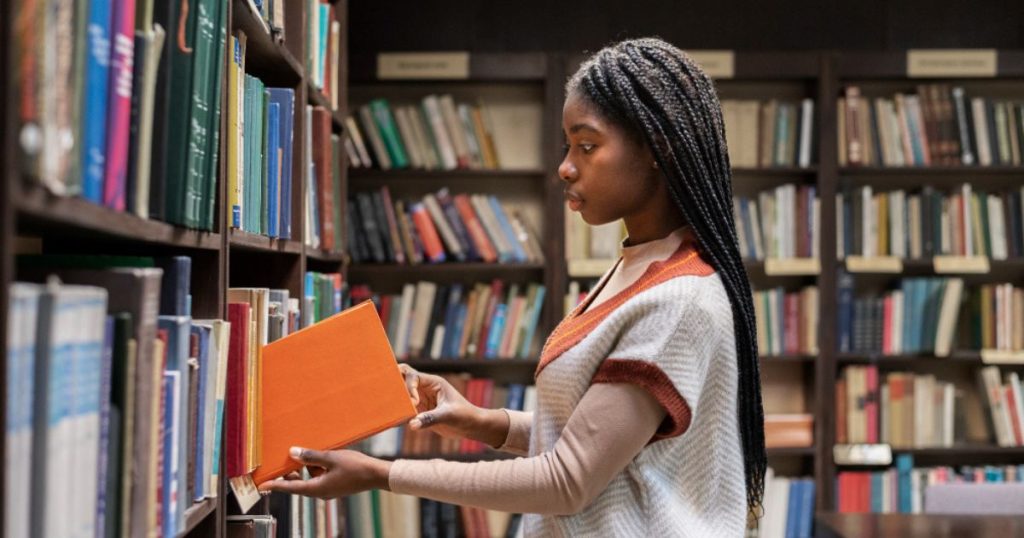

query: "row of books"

left=348, top=188, right=543, bottom=265
left=243, top=0, right=285, bottom=40
left=305, top=107, right=345, bottom=252
left=977, top=365, right=1024, bottom=448
left=836, top=366, right=964, bottom=448
left=836, top=455, right=1024, bottom=513
left=267, top=492, right=344, bottom=538
left=349, top=280, right=547, bottom=361
left=721, top=98, right=816, bottom=169
left=837, top=275, right=964, bottom=356
left=963, top=283, right=1024, bottom=352
left=756, top=469, right=815, bottom=538
left=837, top=184, right=1024, bottom=260
left=564, top=212, right=625, bottom=267
left=398, top=378, right=536, bottom=457
left=734, top=184, right=821, bottom=260
left=347, top=95, right=502, bottom=171
left=839, top=85, right=1024, bottom=167
left=344, top=491, right=520, bottom=538
left=6, top=255, right=226, bottom=538
left=227, top=36, right=297, bottom=238
left=754, top=286, right=820, bottom=357
left=306, top=0, right=342, bottom=109
left=17, top=0, right=228, bottom=229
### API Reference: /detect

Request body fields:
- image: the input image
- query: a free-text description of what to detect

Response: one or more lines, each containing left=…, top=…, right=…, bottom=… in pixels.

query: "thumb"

left=290, top=446, right=331, bottom=467
left=409, top=406, right=450, bottom=430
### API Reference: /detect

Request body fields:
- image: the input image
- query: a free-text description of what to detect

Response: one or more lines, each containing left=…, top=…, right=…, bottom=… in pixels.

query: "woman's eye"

left=580, top=144, right=595, bottom=154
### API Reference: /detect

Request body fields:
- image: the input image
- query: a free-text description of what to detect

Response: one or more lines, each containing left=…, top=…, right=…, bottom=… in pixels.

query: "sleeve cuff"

left=591, top=359, right=692, bottom=440
left=495, top=409, right=531, bottom=456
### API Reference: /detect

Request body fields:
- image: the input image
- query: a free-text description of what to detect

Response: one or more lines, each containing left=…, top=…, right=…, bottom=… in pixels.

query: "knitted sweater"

left=527, top=233, right=745, bottom=536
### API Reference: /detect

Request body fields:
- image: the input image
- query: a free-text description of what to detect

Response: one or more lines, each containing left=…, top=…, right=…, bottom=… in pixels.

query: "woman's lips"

left=565, top=189, right=583, bottom=211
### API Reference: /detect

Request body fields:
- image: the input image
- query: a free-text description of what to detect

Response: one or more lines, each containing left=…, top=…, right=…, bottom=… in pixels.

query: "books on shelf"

left=564, top=211, right=624, bottom=277
left=269, top=493, right=343, bottom=538
left=15, top=0, right=228, bottom=230
left=245, top=0, right=286, bottom=40
left=965, top=284, right=1024, bottom=354
left=734, top=183, right=820, bottom=261
left=838, top=84, right=1024, bottom=167
left=753, top=286, right=819, bottom=356
left=303, top=106, right=345, bottom=252
left=764, top=414, right=814, bottom=449
left=228, top=33, right=297, bottom=239
left=977, top=365, right=1024, bottom=447
left=756, top=469, right=815, bottom=538
left=346, top=94, right=512, bottom=171
left=837, top=184, right=1024, bottom=260
left=350, top=280, right=547, bottom=361
left=306, top=0, right=341, bottom=109
left=836, top=454, right=1024, bottom=513
left=345, top=491, right=520, bottom=538
left=721, top=98, right=816, bottom=169
left=348, top=188, right=543, bottom=265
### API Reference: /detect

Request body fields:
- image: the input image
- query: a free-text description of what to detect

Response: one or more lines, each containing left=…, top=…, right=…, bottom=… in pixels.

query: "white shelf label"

left=981, top=349, right=1024, bottom=365
left=764, top=258, right=821, bottom=276
left=933, top=255, right=990, bottom=274
left=688, top=50, right=735, bottom=79
left=846, top=256, right=904, bottom=273
left=378, top=52, right=470, bottom=80
left=833, top=444, right=893, bottom=466
left=907, top=49, right=997, bottom=78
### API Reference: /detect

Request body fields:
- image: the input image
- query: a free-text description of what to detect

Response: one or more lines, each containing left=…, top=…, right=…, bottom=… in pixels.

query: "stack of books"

left=721, top=98, right=816, bottom=169
left=753, top=286, right=820, bottom=356
left=734, top=184, right=821, bottom=260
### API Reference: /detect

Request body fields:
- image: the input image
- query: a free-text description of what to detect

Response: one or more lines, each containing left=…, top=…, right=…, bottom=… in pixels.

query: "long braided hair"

left=566, top=38, right=766, bottom=513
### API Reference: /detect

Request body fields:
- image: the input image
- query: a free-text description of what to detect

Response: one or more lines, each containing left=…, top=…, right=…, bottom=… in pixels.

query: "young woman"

left=261, top=37, right=766, bottom=536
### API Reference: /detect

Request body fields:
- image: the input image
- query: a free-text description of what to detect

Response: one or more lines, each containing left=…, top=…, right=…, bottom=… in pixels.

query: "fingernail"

left=409, top=418, right=421, bottom=429
left=290, top=446, right=302, bottom=458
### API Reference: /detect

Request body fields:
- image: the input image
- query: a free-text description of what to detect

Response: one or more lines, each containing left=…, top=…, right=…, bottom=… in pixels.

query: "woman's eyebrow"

left=568, top=123, right=601, bottom=135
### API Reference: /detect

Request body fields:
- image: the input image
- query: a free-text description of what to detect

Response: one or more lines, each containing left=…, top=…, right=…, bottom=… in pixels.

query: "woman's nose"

left=558, top=158, right=577, bottom=182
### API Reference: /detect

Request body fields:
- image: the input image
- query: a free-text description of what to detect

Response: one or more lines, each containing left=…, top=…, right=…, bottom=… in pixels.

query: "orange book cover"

left=251, top=300, right=417, bottom=485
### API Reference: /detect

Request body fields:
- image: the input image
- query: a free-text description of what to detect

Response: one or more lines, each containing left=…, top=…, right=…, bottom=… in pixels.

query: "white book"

left=890, top=190, right=906, bottom=258
left=861, top=185, right=873, bottom=257
left=429, top=325, right=446, bottom=360
left=438, top=94, right=471, bottom=167
left=798, top=98, right=814, bottom=168
left=345, top=116, right=373, bottom=167
left=939, top=201, right=950, bottom=255
left=408, top=106, right=440, bottom=169
left=1011, top=373, right=1024, bottom=447
left=942, top=382, right=955, bottom=447
left=395, top=284, right=416, bottom=359
left=760, top=473, right=789, bottom=538
left=934, top=278, right=963, bottom=357
left=392, top=106, right=424, bottom=169
left=421, top=95, right=457, bottom=170
left=6, top=284, right=40, bottom=538
left=891, top=291, right=904, bottom=355
left=908, top=195, right=922, bottom=258
left=523, top=386, right=538, bottom=413
left=972, top=97, right=993, bottom=166
left=989, top=195, right=1008, bottom=260
left=880, top=384, right=890, bottom=444
left=836, top=193, right=845, bottom=259
left=71, top=287, right=107, bottom=537
left=589, top=221, right=622, bottom=260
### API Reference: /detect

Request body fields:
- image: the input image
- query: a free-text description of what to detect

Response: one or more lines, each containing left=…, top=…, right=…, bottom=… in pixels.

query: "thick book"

left=102, top=0, right=138, bottom=211
left=251, top=301, right=416, bottom=484
left=267, top=88, right=295, bottom=239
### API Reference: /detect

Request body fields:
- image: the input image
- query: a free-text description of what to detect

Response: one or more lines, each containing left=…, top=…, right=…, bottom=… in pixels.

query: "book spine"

left=82, top=0, right=113, bottom=203
left=102, top=0, right=138, bottom=211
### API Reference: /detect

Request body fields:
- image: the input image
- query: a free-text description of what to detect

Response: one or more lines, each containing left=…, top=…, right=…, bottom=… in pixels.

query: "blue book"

left=265, top=100, right=281, bottom=237
left=784, top=479, right=801, bottom=538
left=158, top=315, right=191, bottom=532
left=485, top=303, right=507, bottom=358
left=189, top=323, right=210, bottom=500
left=518, top=285, right=546, bottom=358
left=897, top=454, right=914, bottom=513
left=81, top=0, right=113, bottom=203
left=487, top=195, right=527, bottom=263
left=318, top=5, right=329, bottom=87
left=449, top=303, right=468, bottom=358
left=267, top=88, right=295, bottom=239
left=161, top=371, right=181, bottom=538
left=797, top=479, right=815, bottom=537
left=507, top=384, right=525, bottom=411
left=440, top=284, right=463, bottom=358
left=155, top=256, right=192, bottom=316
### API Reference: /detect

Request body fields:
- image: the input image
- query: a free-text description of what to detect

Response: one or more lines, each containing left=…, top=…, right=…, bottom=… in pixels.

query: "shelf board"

left=305, top=246, right=347, bottom=263
left=837, top=351, right=985, bottom=364
left=400, top=358, right=539, bottom=371
left=834, top=443, right=1024, bottom=465
left=229, top=229, right=303, bottom=254
left=180, top=497, right=217, bottom=537
left=840, top=165, right=1024, bottom=176
left=307, top=81, right=345, bottom=131
left=348, top=262, right=545, bottom=277
left=744, top=258, right=821, bottom=276
left=761, top=354, right=817, bottom=363
left=767, top=446, right=816, bottom=457
left=733, top=166, right=818, bottom=175
left=349, top=168, right=548, bottom=179
left=16, top=182, right=221, bottom=250
left=231, top=0, right=303, bottom=84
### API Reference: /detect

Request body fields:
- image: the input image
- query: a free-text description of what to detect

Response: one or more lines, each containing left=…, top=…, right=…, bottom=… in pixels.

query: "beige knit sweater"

left=389, top=227, right=747, bottom=536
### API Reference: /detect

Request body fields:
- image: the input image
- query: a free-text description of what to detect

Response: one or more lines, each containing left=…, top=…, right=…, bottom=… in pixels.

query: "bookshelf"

left=1, top=0, right=350, bottom=535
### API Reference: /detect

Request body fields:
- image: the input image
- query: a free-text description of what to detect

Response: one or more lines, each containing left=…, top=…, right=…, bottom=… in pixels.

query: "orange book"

left=251, top=301, right=417, bottom=485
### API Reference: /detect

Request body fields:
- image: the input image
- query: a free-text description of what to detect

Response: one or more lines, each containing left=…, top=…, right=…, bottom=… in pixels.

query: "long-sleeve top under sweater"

left=387, top=226, right=691, bottom=514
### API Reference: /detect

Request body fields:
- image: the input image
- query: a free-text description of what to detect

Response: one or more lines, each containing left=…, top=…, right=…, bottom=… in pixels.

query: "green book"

left=202, top=0, right=228, bottom=230
left=181, top=0, right=223, bottom=229
left=369, top=99, right=410, bottom=168
left=371, top=488, right=382, bottom=538
left=331, top=135, right=344, bottom=252
left=164, top=0, right=199, bottom=225
left=242, top=76, right=255, bottom=233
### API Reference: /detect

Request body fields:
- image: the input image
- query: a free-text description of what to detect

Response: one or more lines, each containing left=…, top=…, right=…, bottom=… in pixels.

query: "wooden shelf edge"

left=305, top=246, right=347, bottom=263
left=179, top=497, right=217, bottom=537
left=839, top=165, right=1024, bottom=175
left=229, top=230, right=303, bottom=254
left=836, top=351, right=989, bottom=363
left=17, top=182, right=221, bottom=250
left=307, top=81, right=344, bottom=131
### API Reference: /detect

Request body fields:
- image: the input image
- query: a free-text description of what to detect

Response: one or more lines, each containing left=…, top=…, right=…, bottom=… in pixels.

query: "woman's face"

left=558, top=93, right=662, bottom=226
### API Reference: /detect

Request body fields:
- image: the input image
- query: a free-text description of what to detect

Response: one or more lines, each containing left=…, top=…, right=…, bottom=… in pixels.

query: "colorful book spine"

left=102, top=0, right=138, bottom=211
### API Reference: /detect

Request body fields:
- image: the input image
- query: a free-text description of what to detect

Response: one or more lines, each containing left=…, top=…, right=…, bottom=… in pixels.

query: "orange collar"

left=537, top=233, right=715, bottom=378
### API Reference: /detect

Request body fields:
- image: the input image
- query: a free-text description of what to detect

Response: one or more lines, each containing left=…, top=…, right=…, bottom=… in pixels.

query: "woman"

left=261, top=37, right=766, bottom=537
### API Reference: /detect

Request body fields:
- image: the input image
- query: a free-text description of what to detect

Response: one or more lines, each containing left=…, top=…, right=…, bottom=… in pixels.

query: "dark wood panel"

left=816, top=513, right=1024, bottom=538
left=350, top=52, right=547, bottom=83
left=232, top=0, right=303, bottom=86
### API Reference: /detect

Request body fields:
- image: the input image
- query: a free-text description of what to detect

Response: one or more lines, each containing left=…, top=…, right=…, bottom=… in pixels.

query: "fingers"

left=398, top=364, right=421, bottom=405
left=409, top=408, right=444, bottom=430
left=290, top=446, right=331, bottom=467
left=258, top=474, right=324, bottom=496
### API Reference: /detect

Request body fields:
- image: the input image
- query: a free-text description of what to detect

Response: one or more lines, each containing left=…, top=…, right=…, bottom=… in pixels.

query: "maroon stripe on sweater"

left=592, top=359, right=692, bottom=441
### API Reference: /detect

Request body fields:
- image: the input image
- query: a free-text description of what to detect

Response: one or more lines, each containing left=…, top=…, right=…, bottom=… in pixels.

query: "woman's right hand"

left=398, top=364, right=509, bottom=447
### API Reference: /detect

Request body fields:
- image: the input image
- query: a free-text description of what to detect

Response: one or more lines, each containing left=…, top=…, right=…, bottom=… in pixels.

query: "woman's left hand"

left=256, top=447, right=392, bottom=499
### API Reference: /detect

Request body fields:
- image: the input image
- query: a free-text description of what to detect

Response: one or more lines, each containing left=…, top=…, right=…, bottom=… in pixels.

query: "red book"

left=410, top=202, right=446, bottom=263
left=784, top=293, right=799, bottom=355
left=379, top=295, right=392, bottom=336
left=453, top=194, right=498, bottom=263
left=226, top=302, right=251, bottom=478
left=103, top=0, right=137, bottom=210
left=882, top=295, right=892, bottom=354
left=312, top=107, right=335, bottom=248
left=1005, top=385, right=1023, bottom=446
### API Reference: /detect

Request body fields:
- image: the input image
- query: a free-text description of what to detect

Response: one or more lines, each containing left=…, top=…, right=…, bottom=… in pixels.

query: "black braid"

left=568, top=38, right=766, bottom=514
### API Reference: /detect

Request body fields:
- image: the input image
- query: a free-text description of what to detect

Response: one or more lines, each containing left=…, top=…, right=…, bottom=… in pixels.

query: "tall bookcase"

left=0, top=0, right=349, bottom=535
